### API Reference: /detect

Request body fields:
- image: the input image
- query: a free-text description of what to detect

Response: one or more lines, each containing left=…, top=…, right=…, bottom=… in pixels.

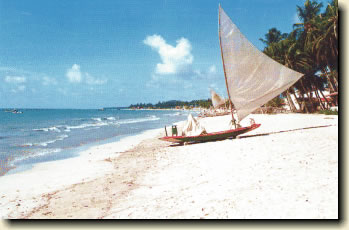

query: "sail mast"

left=218, top=5, right=237, bottom=128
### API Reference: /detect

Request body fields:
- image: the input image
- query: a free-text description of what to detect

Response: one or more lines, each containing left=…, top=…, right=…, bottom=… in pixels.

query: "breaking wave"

left=22, top=135, right=68, bottom=147
left=11, top=148, right=62, bottom=165
left=164, top=112, right=182, bottom=116
left=33, top=126, right=61, bottom=132
left=32, top=115, right=160, bottom=133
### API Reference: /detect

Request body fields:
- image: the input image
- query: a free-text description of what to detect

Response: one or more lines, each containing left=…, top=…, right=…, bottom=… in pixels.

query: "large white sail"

left=219, top=6, right=303, bottom=122
left=210, top=89, right=226, bottom=109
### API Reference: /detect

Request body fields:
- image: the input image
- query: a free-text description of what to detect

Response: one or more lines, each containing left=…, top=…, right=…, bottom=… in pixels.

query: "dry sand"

left=0, top=113, right=338, bottom=219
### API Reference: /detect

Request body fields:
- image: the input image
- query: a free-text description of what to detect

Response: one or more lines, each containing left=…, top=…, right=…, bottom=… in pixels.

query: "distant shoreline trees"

left=129, top=99, right=213, bottom=109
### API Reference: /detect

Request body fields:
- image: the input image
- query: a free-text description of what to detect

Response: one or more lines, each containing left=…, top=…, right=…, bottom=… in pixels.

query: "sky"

left=0, top=0, right=330, bottom=109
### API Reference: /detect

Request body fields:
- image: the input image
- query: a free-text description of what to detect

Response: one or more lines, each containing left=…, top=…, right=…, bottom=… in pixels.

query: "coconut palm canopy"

left=260, top=0, right=338, bottom=112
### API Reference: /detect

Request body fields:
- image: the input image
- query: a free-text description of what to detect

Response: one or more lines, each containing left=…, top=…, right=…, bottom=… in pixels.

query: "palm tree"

left=259, top=28, right=288, bottom=48
left=263, top=37, right=303, bottom=112
left=292, top=0, right=338, bottom=111
left=294, top=0, right=323, bottom=27
left=312, top=0, right=338, bottom=93
left=261, top=0, right=338, bottom=111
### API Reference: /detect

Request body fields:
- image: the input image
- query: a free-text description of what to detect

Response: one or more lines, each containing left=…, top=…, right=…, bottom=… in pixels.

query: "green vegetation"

left=319, top=109, right=338, bottom=115
left=265, top=96, right=284, bottom=108
left=260, top=0, right=338, bottom=113
left=129, top=99, right=213, bottom=109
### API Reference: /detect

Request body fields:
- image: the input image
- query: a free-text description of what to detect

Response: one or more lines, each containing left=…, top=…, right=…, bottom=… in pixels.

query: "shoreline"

left=0, top=108, right=190, bottom=178
left=0, top=126, right=171, bottom=218
left=4, top=128, right=162, bottom=177
left=0, top=113, right=338, bottom=219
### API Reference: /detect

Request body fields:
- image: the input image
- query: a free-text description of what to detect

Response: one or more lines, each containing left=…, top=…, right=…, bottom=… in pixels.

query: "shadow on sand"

left=239, top=124, right=334, bottom=139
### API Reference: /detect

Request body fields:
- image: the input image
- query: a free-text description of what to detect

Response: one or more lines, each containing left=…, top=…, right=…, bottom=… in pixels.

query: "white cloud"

left=10, top=85, right=26, bottom=93
left=192, top=65, right=218, bottom=80
left=209, top=65, right=217, bottom=74
left=208, top=83, right=227, bottom=98
left=146, top=73, right=193, bottom=90
left=66, top=64, right=107, bottom=86
left=42, top=76, right=58, bottom=85
left=66, top=64, right=82, bottom=83
left=209, top=83, right=217, bottom=88
left=85, top=73, right=107, bottom=85
left=143, top=35, right=223, bottom=94
left=4, top=76, right=26, bottom=84
left=144, top=34, right=193, bottom=75
left=4, top=76, right=27, bottom=93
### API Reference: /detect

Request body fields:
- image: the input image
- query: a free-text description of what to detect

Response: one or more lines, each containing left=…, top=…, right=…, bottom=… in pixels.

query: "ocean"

left=0, top=108, right=194, bottom=176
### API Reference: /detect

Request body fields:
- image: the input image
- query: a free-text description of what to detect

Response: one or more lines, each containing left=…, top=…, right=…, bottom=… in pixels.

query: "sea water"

left=0, top=109, right=194, bottom=176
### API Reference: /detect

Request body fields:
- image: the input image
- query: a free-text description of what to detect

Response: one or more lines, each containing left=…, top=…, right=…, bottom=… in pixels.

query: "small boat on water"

left=4, top=109, right=23, bottom=114
left=160, top=5, right=303, bottom=144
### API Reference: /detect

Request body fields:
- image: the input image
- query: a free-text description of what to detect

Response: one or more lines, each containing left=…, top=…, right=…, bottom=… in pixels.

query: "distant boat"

left=4, top=109, right=23, bottom=114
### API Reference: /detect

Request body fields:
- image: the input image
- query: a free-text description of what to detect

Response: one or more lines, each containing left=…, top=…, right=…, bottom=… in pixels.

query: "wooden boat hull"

left=159, top=123, right=261, bottom=143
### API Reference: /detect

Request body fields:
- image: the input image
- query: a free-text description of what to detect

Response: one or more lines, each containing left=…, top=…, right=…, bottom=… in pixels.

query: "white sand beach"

left=0, top=113, right=338, bottom=219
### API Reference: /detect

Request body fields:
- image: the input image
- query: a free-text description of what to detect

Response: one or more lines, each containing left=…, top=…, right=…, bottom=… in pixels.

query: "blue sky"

left=0, top=0, right=329, bottom=108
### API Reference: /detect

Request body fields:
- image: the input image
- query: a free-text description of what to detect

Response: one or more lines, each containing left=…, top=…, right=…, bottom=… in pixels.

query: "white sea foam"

left=22, top=135, right=68, bottom=147
left=64, top=122, right=109, bottom=131
left=164, top=112, right=182, bottom=116
left=11, top=148, right=62, bottom=165
left=84, top=127, right=102, bottom=131
left=33, top=126, right=61, bottom=132
left=116, top=115, right=160, bottom=125
left=32, top=115, right=160, bottom=134
left=62, top=116, right=160, bottom=131
left=92, top=116, right=117, bottom=122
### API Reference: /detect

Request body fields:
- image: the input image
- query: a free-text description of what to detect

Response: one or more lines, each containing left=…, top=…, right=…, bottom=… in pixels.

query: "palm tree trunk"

left=323, top=67, right=337, bottom=92
left=327, top=65, right=338, bottom=90
left=286, top=90, right=296, bottom=112
left=293, top=92, right=301, bottom=111
left=307, top=91, right=315, bottom=113
left=319, top=89, right=330, bottom=109
left=314, top=86, right=325, bottom=110
left=298, top=90, right=309, bottom=113
left=332, top=74, right=338, bottom=89
left=300, top=79, right=314, bottom=113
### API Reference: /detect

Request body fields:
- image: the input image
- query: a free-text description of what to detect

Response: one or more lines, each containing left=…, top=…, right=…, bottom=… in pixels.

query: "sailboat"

left=210, top=89, right=226, bottom=109
left=209, top=89, right=230, bottom=117
left=160, top=5, right=303, bottom=144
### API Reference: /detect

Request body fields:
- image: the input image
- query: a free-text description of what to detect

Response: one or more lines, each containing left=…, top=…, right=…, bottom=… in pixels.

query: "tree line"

left=260, top=0, right=338, bottom=112
left=129, top=99, right=213, bottom=109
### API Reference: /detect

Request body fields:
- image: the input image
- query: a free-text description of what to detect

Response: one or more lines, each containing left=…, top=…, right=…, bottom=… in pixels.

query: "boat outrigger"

left=160, top=5, right=303, bottom=144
